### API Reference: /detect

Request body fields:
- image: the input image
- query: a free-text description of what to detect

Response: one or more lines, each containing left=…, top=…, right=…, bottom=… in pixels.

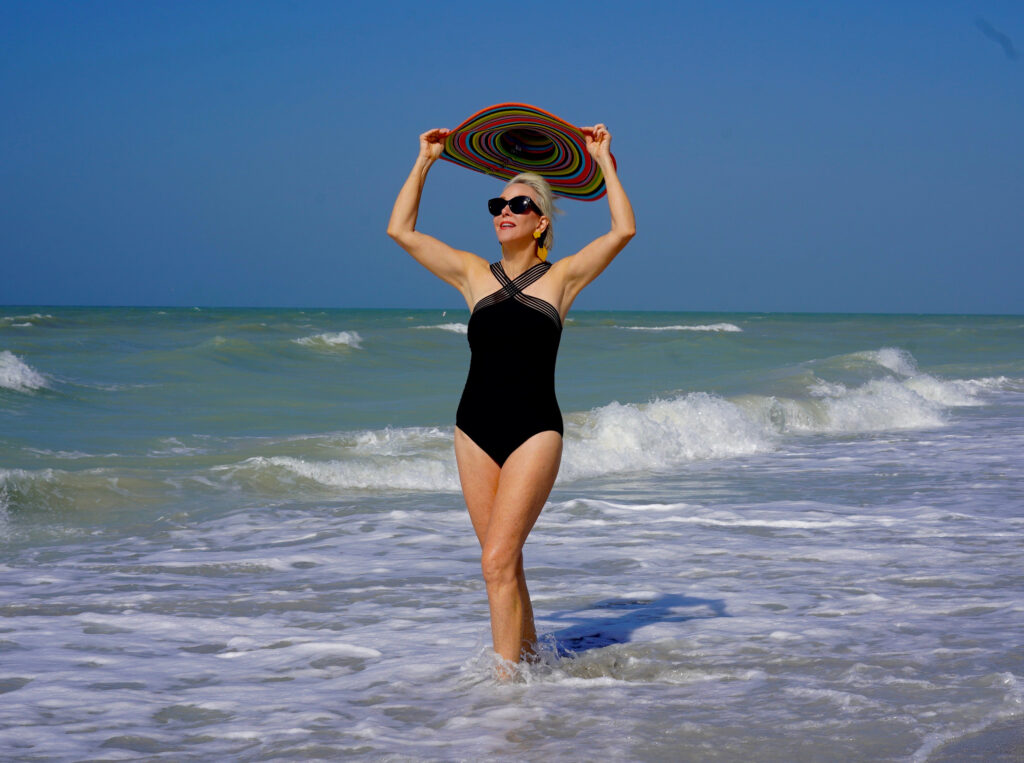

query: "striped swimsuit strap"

left=473, top=261, right=561, bottom=327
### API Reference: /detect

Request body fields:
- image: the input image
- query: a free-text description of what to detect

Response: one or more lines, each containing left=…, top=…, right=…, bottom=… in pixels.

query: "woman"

left=387, top=123, right=635, bottom=668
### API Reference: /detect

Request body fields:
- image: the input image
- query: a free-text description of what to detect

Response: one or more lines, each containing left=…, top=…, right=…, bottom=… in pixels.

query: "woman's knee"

left=481, top=547, right=522, bottom=587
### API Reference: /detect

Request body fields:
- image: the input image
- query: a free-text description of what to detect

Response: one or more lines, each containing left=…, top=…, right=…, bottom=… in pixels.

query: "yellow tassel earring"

left=533, top=229, right=548, bottom=262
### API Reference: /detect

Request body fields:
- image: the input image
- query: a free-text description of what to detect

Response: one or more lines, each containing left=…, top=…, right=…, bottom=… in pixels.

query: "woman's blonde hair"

left=504, top=172, right=562, bottom=253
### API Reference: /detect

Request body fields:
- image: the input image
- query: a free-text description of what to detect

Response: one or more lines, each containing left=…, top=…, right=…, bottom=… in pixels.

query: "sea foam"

left=860, top=347, right=919, bottom=377
left=615, top=323, right=742, bottom=332
left=237, top=454, right=459, bottom=492
left=0, top=313, right=55, bottom=328
left=414, top=323, right=469, bottom=334
left=293, top=331, right=363, bottom=350
left=216, top=427, right=461, bottom=493
left=561, top=393, right=773, bottom=480
left=0, top=351, right=49, bottom=392
left=763, top=378, right=949, bottom=433
left=561, top=352, right=989, bottom=480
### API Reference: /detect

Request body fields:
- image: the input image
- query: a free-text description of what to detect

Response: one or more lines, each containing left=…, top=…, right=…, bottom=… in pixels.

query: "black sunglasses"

left=487, top=195, right=542, bottom=217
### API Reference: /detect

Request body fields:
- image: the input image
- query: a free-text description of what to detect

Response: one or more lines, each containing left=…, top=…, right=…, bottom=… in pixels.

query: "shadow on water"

left=544, top=594, right=729, bottom=655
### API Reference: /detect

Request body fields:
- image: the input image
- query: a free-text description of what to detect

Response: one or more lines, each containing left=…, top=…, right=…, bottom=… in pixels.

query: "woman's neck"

left=499, top=243, right=541, bottom=277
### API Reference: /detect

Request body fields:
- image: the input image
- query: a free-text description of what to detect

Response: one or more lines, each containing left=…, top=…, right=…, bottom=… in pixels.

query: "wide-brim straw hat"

left=441, top=103, right=615, bottom=201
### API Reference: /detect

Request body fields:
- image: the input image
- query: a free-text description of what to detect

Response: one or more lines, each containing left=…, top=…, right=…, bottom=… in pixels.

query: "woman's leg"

left=455, top=428, right=561, bottom=662
left=479, top=432, right=562, bottom=662
left=454, top=427, right=501, bottom=544
left=515, top=552, right=537, bottom=654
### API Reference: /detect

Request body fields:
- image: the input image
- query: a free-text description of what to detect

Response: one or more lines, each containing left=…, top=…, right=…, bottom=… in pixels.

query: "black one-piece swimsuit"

left=456, top=261, right=563, bottom=467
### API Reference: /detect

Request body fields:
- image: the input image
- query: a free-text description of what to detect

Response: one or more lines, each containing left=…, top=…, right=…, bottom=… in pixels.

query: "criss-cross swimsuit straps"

left=473, top=261, right=562, bottom=328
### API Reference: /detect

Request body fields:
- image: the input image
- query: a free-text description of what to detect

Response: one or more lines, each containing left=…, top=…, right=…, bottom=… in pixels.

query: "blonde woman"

left=387, top=123, right=635, bottom=669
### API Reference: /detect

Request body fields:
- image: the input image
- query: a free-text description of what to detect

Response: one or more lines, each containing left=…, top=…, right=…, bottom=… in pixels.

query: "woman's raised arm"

left=386, top=129, right=479, bottom=294
left=557, top=124, right=636, bottom=303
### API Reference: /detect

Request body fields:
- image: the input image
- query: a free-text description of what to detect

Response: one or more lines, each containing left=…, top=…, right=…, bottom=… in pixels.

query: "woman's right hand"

left=419, top=128, right=450, bottom=162
left=581, top=124, right=613, bottom=165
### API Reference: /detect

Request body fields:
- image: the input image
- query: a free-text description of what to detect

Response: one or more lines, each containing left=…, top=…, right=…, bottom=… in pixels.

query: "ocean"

left=1, top=307, right=1022, bottom=761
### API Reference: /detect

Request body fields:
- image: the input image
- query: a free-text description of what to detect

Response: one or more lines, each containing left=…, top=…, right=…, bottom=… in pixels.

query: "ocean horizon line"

left=3, top=303, right=1022, bottom=318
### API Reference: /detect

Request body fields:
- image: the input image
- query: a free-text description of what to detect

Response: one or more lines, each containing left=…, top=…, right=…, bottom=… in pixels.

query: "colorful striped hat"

left=441, top=103, right=615, bottom=201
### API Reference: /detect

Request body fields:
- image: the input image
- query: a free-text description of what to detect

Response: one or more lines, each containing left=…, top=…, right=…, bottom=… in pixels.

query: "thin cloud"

left=975, top=17, right=1019, bottom=61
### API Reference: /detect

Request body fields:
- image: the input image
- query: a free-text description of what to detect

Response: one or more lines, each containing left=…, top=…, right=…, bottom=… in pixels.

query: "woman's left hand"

left=581, top=123, right=612, bottom=163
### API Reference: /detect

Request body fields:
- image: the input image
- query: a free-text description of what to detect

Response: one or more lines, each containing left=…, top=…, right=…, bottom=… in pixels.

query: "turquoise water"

left=3, top=307, right=1019, bottom=465
left=2, top=307, right=1023, bottom=759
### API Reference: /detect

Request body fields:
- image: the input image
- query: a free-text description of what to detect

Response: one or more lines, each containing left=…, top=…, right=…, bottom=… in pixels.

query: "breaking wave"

left=6, top=347, right=1012, bottom=503
left=293, top=331, right=363, bottom=350
left=0, top=351, right=49, bottom=393
left=414, top=323, right=469, bottom=334
left=1, top=313, right=56, bottom=328
left=206, top=348, right=1008, bottom=492
left=615, top=323, right=742, bottom=332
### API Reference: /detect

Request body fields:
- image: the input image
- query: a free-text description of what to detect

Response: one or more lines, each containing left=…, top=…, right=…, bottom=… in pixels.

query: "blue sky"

left=2, top=0, right=1022, bottom=313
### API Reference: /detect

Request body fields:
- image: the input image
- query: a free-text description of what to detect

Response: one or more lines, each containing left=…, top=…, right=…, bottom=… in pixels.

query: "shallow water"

left=2, top=308, right=1022, bottom=760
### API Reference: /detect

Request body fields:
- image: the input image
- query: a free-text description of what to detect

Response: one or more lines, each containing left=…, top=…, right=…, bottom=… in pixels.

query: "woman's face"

left=492, top=184, right=546, bottom=246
